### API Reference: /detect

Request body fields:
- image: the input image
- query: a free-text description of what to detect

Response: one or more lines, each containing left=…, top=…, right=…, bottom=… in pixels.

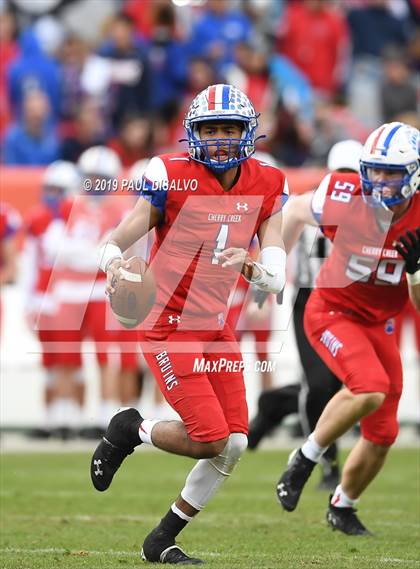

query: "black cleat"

left=90, top=408, right=142, bottom=492
left=276, top=448, right=316, bottom=512
left=141, top=527, right=203, bottom=564
left=317, top=461, right=340, bottom=491
left=326, top=496, right=372, bottom=536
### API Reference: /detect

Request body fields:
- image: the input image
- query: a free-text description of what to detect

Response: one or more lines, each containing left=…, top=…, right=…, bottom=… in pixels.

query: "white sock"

left=138, top=418, right=161, bottom=445
left=301, top=433, right=328, bottom=463
left=331, top=484, right=358, bottom=508
left=171, top=502, right=193, bottom=522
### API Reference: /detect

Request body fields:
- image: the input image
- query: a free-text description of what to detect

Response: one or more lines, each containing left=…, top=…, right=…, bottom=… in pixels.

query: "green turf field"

left=1, top=448, right=419, bottom=569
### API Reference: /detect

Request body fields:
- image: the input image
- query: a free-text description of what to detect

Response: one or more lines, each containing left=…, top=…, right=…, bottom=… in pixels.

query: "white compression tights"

left=180, top=433, right=248, bottom=511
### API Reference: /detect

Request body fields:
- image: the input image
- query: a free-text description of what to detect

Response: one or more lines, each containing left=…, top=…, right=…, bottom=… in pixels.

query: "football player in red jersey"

left=275, top=122, right=420, bottom=535
left=91, top=84, right=288, bottom=563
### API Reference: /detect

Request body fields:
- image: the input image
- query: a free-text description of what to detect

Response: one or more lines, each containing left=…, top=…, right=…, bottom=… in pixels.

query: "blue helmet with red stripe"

left=360, top=122, right=419, bottom=208
left=183, top=84, right=259, bottom=171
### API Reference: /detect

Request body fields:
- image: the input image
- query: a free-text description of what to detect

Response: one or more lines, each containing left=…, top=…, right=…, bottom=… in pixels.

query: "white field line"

left=2, top=512, right=419, bottom=530
left=1, top=548, right=419, bottom=565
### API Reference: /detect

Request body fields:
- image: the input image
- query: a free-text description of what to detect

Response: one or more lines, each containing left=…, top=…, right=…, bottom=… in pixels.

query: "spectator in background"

left=346, top=0, right=414, bottom=129
left=380, top=46, right=417, bottom=123
left=2, top=89, right=59, bottom=165
left=7, top=28, right=62, bottom=121
left=188, top=0, right=252, bottom=78
left=108, top=114, right=152, bottom=168
left=226, top=42, right=273, bottom=115
left=275, top=0, right=349, bottom=99
left=58, top=34, right=96, bottom=122
left=269, top=99, right=312, bottom=167
left=61, top=99, right=106, bottom=163
left=124, top=0, right=161, bottom=41
left=0, top=9, right=19, bottom=139
left=98, top=12, right=152, bottom=129
left=148, top=2, right=188, bottom=123
left=310, top=97, right=368, bottom=165
left=166, top=56, right=218, bottom=150
left=347, top=0, right=411, bottom=60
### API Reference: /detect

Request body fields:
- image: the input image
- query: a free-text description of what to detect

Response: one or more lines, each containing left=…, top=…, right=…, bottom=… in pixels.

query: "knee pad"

left=180, top=433, right=247, bottom=510
left=209, top=433, right=248, bottom=475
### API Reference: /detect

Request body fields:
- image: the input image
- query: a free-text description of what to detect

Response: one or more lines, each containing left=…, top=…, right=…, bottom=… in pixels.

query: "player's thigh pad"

left=304, top=298, right=391, bottom=395
left=181, top=433, right=248, bottom=510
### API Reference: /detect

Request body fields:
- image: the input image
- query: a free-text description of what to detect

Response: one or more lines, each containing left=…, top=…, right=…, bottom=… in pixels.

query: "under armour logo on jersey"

left=168, top=315, right=181, bottom=324
left=93, top=459, right=103, bottom=477
left=236, top=202, right=248, bottom=212
left=277, top=482, right=288, bottom=497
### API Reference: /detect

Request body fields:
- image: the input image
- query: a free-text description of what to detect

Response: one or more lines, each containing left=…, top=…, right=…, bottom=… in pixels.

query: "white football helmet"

left=43, top=160, right=80, bottom=194
left=183, top=84, right=260, bottom=171
left=78, top=146, right=122, bottom=179
left=360, top=122, right=419, bottom=208
left=327, top=140, right=363, bottom=173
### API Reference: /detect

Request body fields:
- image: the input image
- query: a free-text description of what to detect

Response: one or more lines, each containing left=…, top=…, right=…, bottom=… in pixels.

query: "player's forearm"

left=109, top=200, right=161, bottom=253
left=282, top=213, right=306, bottom=254
left=99, top=201, right=160, bottom=272
left=281, top=194, right=317, bottom=253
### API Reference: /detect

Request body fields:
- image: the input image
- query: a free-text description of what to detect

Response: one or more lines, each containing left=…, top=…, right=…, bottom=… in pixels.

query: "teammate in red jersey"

left=275, top=122, right=420, bottom=535
left=91, top=84, right=288, bottom=563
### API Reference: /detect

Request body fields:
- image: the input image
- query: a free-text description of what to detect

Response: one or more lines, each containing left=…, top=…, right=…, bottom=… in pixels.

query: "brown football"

left=110, top=256, right=156, bottom=328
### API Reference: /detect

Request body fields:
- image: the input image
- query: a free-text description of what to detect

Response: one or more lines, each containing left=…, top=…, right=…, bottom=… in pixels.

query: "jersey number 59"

left=346, top=254, right=405, bottom=286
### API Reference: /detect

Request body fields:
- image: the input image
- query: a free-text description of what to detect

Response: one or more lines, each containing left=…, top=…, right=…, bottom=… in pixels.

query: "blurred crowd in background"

left=1, top=0, right=419, bottom=169
left=1, top=0, right=419, bottom=439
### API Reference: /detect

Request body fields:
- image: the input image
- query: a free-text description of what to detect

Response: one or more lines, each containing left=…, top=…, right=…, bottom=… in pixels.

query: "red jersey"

left=311, top=172, right=419, bottom=323
left=24, top=201, right=73, bottom=295
left=140, top=152, right=288, bottom=328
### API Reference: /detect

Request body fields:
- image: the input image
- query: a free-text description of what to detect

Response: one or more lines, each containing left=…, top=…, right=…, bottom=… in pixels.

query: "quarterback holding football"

left=92, top=84, right=288, bottom=563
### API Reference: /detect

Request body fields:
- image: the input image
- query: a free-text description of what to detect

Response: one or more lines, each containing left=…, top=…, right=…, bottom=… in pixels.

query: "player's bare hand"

left=106, top=258, right=131, bottom=296
left=219, top=248, right=252, bottom=272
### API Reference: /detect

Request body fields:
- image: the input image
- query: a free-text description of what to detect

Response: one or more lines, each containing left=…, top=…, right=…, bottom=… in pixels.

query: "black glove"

left=395, top=227, right=420, bottom=275
left=253, top=287, right=284, bottom=308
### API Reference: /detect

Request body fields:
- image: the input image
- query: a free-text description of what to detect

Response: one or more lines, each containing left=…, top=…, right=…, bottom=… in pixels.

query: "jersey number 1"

left=212, top=224, right=229, bottom=265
